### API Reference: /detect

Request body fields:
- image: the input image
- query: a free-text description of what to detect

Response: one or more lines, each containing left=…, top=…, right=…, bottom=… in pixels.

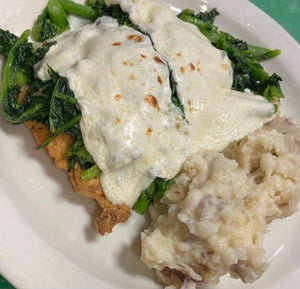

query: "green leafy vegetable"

left=37, top=67, right=81, bottom=148
left=32, top=1, right=68, bottom=42
left=0, top=29, right=18, bottom=57
left=67, top=139, right=95, bottom=171
left=39, top=114, right=81, bottom=148
left=32, top=0, right=100, bottom=42
left=178, top=9, right=284, bottom=102
left=133, top=178, right=172, bottom=215
left=47, top=67, right=80, bottom=132
left=196, top=7, right=219, bottom=24
left=85, top=0, right=137, bottom=27
left=67, top=139, right=101, bottom=180
left=1, top=30, right=52, bottom=123
left=81, top=165, right=101, bottom=181
left=169, top=68, right=185, bottom=117
left=60, top=0, right=99, bottom=20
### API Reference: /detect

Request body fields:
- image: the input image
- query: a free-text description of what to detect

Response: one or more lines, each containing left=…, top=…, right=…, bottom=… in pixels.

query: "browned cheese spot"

left=176, top=52, right=182, bottom=57
left=144, top=94, right=161, bottom=112
left=153, top=56, right=166, bottom=65
left=176, top=123, right=181, bottom=130
left=115, top=118, right=121, bottom=125
left=129, top=62, right=134, bottom=66
left=112, top=42, right=121, bottom=46
left=140, top=54, right=147, bottom=58
left=189, top=63, right=195, bottom=71
left=188, top=100, right=194, bottom=113
left=122, top=61, right=128, bottom=65
left=127, top=34, right=143, bottom=43
left=114, top=94, right=122, bottom=101
left=146, top=128, right=153, bottom=136
left=180, top=66, right=185, bottom=74
left=197, top=59, right=201, bottom=73
left=157, top=76, right=163, bottom=85
left=129, top=74, right=136, bottom=81
left=221, top=63, right=228, bottom=70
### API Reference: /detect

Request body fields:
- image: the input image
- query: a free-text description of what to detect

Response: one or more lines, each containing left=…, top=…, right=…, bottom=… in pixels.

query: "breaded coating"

left=25, top=121, right=131, bottom=235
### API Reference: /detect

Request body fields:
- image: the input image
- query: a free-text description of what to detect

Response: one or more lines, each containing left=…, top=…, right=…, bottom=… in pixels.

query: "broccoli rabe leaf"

left=169, top=69, right=185, bottom=117
left=0, top=33, right=81, bottom=145
left=178, top=9, right=284, bottom=102
left=37, top=67, right=81, bottom=148
left=1, top=30, right=52, bottom=124
left=98, top=4, right=136, bottom=28
left=48, top=67, right=80, bottom=132
left=196, top=7, right=219, bottom=24
left=132, top=178, right=172, bottom=215
left=0, top=29, right=18, bottom=57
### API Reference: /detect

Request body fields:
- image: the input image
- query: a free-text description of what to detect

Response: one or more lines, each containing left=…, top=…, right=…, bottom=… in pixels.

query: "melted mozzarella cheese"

left=37, top=2, right=275, bottom=207
left=106, top=0, right=275, bottom=151
left=37, top=17, right=195, bottom=206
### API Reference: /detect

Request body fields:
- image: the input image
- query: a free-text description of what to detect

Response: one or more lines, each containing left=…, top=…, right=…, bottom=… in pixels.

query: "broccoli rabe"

left=132, top=178, right=173, bottom=215
left=32, top=0, right=100, bottom=42
left=67, top=139, right=101, bottom=181
left=1, top=30, right=52, bottom=123
left=32, top=0, right=68, bottom=42
left=178, top=9, right=284, bottom=102
left=0, top=29, right=18, bottom=57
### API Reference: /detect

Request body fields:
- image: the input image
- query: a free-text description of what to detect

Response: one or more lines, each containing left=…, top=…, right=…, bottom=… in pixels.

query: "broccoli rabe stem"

left=1, top=30, right=30, bottom=100
left=60, top=0, right=99, bottom=20
left=47, top=0, right=69, bottom=30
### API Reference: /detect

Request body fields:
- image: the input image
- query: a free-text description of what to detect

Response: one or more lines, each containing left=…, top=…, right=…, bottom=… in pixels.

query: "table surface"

left=0, top=0, right=299, bottom=288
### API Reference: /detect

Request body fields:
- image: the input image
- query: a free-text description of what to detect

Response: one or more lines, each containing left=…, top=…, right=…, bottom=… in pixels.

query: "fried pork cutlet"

left=25, top=121, right=131, bottom=235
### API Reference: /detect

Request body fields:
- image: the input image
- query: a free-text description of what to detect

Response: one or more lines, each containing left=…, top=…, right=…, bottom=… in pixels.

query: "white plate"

left=0, top=1, right=300, bottom=289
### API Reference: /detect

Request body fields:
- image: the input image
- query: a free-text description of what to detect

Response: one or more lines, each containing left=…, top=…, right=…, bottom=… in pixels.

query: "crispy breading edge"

left=25, top=121, right=131, bottom=235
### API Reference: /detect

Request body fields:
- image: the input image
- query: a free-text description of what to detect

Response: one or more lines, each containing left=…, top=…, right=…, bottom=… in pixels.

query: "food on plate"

left=142, top=116, right=300, bottom=288
left=0, top=0, right=299, bottom=287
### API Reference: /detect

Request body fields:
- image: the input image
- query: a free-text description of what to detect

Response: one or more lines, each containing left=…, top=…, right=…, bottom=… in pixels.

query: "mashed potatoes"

left=141, top=116, right=300, bottom=288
